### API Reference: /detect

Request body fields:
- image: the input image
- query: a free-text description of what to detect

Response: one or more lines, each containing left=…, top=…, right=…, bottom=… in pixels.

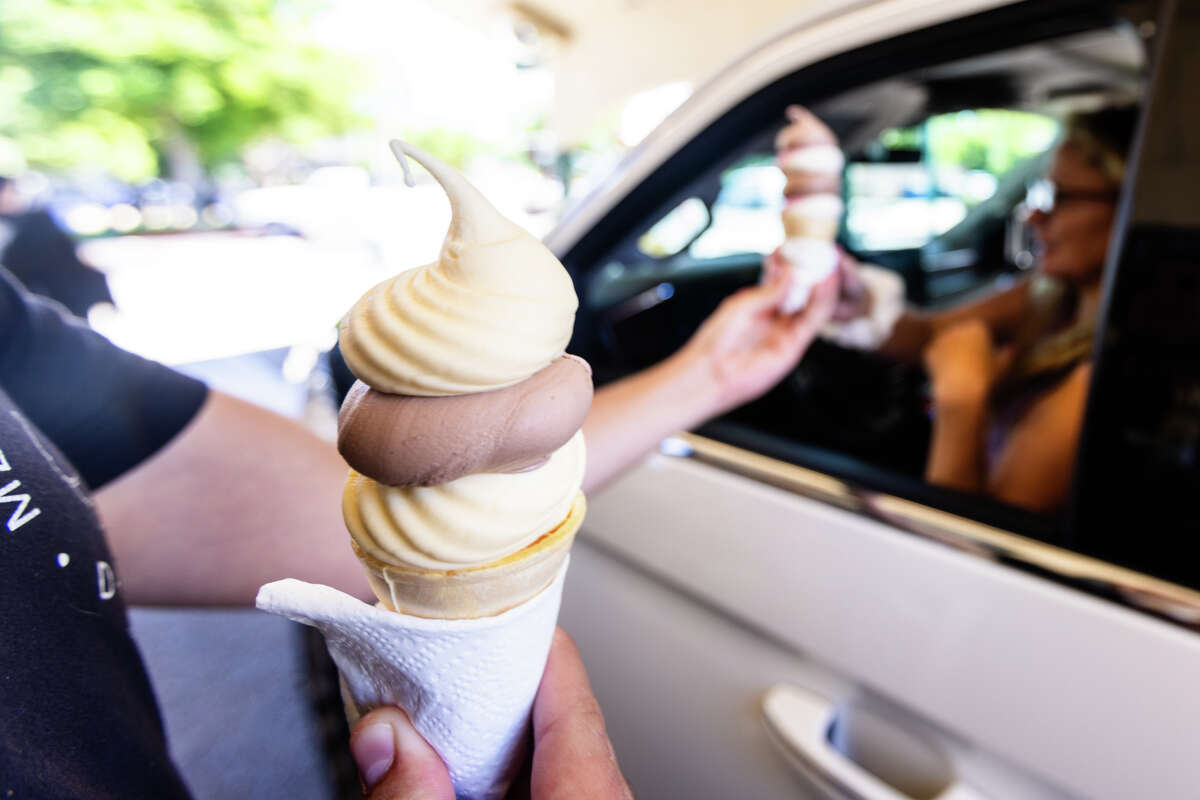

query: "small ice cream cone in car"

left=774, top=105, right=845, bottom=313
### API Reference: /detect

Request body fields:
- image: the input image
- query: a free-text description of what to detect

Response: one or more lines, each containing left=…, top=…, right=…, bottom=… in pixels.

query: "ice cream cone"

left=774, top=108, right=845, bottom=313
left=781, top=193, right=843, bottom=241
left=350, top=493, right=586, bottom=619
left=782, top=212, right=841, bottom=240
left=318, top=139, right=589, bottom=797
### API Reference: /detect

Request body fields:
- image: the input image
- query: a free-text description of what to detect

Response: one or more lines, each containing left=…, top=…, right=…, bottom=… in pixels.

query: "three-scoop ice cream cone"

left=775, top=106, right=844, bottom=313
left=254, top=140, right=586, bottom=799
left=337, top=141, right=591, bottom=620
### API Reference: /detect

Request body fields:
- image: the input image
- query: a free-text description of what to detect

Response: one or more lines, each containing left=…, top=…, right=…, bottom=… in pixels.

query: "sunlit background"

left=0, top=7, right=815, bottom=793
left=0, top=0, right=1060, bottom=408
left=0, top=0, right=819, bottom=377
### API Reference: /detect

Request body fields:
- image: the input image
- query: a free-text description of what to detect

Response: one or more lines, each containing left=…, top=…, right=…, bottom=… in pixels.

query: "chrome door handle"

left=762, top=684, right=989, bottom=800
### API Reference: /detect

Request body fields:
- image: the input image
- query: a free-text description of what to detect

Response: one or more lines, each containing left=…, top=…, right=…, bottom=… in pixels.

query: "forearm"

left=96, top=390, right=368, bottom=606
left=582, top=352, right=721, bottom=495
left=881, top=279, right=1034, bottom=363
left=877, top=310, right=930, bottom=363
left=581, top=268, right=836, bottom=494
left=924, top=395, right=989, bottom=493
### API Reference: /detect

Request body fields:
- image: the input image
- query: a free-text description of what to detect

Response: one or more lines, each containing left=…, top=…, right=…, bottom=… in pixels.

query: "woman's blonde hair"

left=998, top=104, right=1141, bottom=390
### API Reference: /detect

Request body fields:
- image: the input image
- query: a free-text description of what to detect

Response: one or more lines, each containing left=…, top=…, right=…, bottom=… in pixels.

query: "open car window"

left=569, top=13, right=1150, bottom=541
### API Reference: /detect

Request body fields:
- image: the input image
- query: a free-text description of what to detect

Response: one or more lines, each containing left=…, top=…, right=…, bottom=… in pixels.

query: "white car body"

left=548, top=1, right=1200, bottom=798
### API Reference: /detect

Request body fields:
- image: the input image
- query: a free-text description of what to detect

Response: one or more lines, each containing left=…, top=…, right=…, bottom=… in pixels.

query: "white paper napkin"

left=780, top=238, right=839, bottom=313
left=820, top=263, right=906, bottom=350
left=256, top=560, right=569, bottom=800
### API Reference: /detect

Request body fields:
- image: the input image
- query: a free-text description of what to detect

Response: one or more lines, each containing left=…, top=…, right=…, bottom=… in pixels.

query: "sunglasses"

left=1024, top=178, right=1120, bottom=214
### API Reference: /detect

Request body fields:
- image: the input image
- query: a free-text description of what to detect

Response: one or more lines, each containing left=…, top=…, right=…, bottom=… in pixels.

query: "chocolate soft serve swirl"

left=338, top=141, right=589, bottom=576
left=338, top=355, right=593, bottom=487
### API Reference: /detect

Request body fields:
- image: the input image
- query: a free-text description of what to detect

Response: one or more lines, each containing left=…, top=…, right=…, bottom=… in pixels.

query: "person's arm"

left=349, top=629, right=633, bottom=800
left=582, top=353, right=720, bottom=495
left=94, top=389, right=369, bottom=606
left=877, top=275, right=1033, bottom=364
left=0, top=268, right=363, bottom=606
left=924, top=394, right=990, bottom=493
left=582, top=267, right=837, bottom=494
left=922, top=319, right=997, bottom=493
left=986, top=362, right=1092, bottom=513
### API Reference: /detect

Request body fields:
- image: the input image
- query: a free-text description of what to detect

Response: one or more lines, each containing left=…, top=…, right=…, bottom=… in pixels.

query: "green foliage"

left=926, top=109, right=1059, bottom=175
left=400, top=127, right=488, bottom=171
left=880, top=126, right=922, bottom=151
left=0, top=0, right=366, bottom=181
left=878, top=110, right=1059, bottom=177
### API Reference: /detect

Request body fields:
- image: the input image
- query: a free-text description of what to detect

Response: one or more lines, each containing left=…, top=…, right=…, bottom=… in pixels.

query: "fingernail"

left=352, top=722, right=395, bottom=789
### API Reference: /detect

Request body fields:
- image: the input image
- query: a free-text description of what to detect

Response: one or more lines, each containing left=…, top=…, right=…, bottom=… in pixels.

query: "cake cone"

left=782, top=194, right=843, bottom=240
left=349, top=493, right=586, bottom=619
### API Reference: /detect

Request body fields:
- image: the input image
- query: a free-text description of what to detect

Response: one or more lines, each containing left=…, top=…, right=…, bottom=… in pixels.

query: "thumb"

left=762, top=248, right=792, bottom=290
left=755, top=259, right=794, bottom=307
left=351, top=706, right=455, bottom=800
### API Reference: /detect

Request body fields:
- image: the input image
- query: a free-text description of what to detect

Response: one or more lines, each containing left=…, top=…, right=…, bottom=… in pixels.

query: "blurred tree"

left=926, top=109, right=1059, bottom=177
left=401, top=127, right=487, bottom=171
left=0, top=0, right=364, bottom=182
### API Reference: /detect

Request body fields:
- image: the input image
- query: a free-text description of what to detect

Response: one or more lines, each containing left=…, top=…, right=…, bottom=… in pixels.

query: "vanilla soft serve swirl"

left=339, top=142, right=578, bottom=397
left=345, top=432, right=585, bottom=570
left=339, top=141, right=586, bottom=571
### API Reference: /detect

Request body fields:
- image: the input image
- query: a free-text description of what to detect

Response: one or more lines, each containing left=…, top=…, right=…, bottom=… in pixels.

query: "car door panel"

left=561, top=537, right=1073, bottom=799
left=578, top=451, right=1200, bottom=799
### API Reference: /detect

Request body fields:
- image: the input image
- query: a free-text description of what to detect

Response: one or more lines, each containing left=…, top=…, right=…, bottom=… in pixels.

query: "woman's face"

left=1027, top=142, right=1119, bottom=285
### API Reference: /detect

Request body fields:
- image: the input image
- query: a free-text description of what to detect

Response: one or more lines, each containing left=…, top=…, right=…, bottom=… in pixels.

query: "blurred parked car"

left=547, top=1, right=1200, bottom=798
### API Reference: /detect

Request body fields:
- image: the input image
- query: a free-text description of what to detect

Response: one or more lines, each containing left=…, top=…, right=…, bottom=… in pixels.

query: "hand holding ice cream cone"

left=682, top=253, right=837, bottom=416
left=350, top=629, right=634, bottom=800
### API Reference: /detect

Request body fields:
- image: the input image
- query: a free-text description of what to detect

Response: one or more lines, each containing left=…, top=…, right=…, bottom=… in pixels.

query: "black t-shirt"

left=0, top=267, right=206, bottom=798
left=0, top=210, right=113, bottom=318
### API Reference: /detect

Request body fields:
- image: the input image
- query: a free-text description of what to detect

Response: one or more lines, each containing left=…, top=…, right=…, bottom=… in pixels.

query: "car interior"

left=565, top=10, right=1152, bottom=545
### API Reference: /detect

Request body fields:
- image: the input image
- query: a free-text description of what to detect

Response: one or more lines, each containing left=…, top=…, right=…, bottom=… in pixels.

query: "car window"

left=570, top=20, right=1148, bottom=536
